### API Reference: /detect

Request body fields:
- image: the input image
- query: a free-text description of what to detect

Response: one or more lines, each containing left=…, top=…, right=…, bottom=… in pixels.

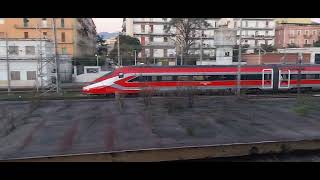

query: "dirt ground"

left=1, top=95, right=320, bottom=160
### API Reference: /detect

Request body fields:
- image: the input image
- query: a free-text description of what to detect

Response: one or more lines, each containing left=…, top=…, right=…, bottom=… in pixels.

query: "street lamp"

left=95, top=54, right=99, bottom=66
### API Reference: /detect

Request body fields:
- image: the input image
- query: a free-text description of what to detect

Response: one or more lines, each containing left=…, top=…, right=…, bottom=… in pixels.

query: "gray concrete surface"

left=1, top=96, right=320, bottom=160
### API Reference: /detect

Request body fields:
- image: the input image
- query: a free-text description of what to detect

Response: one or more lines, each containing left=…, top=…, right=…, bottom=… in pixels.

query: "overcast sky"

left=93, top=18, right=122, bottom=33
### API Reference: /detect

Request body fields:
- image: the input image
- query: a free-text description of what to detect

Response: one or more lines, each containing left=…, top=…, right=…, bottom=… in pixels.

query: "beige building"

left=0, top=18, right=97, bottom=59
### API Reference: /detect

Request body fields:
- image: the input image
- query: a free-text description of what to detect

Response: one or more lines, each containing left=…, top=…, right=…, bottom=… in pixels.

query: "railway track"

left=3, top=138, right=320, bottom=162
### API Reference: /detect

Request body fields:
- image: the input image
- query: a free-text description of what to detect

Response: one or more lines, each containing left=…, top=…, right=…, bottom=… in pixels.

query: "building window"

left=27, top=71, right=36, bottom=80
left=164, top=49, right=167, bottom=57
left=0, top=18, right=4, bottom=24
left=25, top=46, right=35, bottom=55
left=149, top=36, right=153, bottom=42
left=149, top=25, right=153, bottom=33
left=42, top=18, right=47, bottom=27
left=289, top=30, right=295, bottom=36
left=266, top=21, right=269, bottom=27
left=141, top=25, right=145, bottom=33
left=164, top=37, right=168, bottom=42
left=265, top=31, right=269, bottom=36
left=61, top=32, right=66, bottom=42
left=62, top=47, right=67, bottom=54
left=8, top=46, right=19, bottom=55
left=234, top=21, right=237, bottom=28
left=297, top=30, right=301, bottom=35
left=24, top=32, right=28, bottom=39
left=225, top=52, right=230, bottom=56
left=23, top=18, right=29, bottom=27
left=11, top=71, right=20, bottom=80
left=43, top=32, right=47, bottom=38
left=163, top=18, right=167, bottom=21
left=255, top=21, right=258, bottom=27
left=305, top=30, right=309, bottom=35
left=245, top=21, right=248, bottom=27
left=313, top=30, right=316, bottom=35
left=0, top=32, right=4, bottom=38
left=305, top=39, right=309, bottom=44
left=61, top=18, right=65, bottom=28
left=290, top=39, right=294, bottom=44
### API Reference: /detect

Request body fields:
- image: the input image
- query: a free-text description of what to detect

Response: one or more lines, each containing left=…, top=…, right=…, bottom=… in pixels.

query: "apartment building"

left=233, top=18, right=275, bottom=49
left=123, top=18, right=176, bottom=65
left=0, top=18, right=97, bottom=59
left=275, top=23, right=320, bottom=48
left=0, top=39, right=54, bottom=89
left=123, top=18, right=276, bottom=65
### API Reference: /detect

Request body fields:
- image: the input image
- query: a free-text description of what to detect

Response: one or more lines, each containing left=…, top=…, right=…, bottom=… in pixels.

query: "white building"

left=123, top=18, right=177, bottom=65
left=234, top=18, right=275, bottom=49
left=0, top=39, right=54, bottom=89
left=123, top=18, right=276, bottom=66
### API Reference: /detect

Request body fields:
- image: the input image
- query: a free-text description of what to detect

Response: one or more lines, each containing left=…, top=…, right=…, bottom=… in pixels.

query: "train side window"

left=290, top=74, right=298, bottom=80
left=242, top=74, right=262, bottom=80
left=315, top=74, right=320, bottom=79
left=151, top=76, right=158, bottom=81
left=177, top=75, right=191, bottom=81
left=192, top=75, right=205, bottom=81
left=162, top=76, right=174, bottom=81
left=306, top=74, right=316, bottom=79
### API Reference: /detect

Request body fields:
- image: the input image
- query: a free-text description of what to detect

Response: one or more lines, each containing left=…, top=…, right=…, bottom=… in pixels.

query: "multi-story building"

left=123, top=18, right=176, bottom=65
left=0, top=39, right=55, bottom=89
left=275, top=23, right=320, bottom=48
left=123, top=18, right=276, bottom=65
left=234, top=18, right=275, bottom=49
left=0, top=18, right=97, bottom=59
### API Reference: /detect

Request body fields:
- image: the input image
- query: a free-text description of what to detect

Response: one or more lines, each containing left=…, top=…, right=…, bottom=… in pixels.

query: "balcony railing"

left=14, top=24, right=73, bottom=29
left=289, top=34, right=296, bottom=38
left=303, top=34, right=312, bottom=38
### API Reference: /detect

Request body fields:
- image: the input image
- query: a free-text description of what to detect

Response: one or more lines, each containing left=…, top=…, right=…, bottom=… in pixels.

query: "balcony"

left=303, top=34, right=312, bottom=38
left=144, top=41, right=175, bottom=48
left=289, top=34, right=296, bottom=38
left=14, top=24, right=73, bottom=29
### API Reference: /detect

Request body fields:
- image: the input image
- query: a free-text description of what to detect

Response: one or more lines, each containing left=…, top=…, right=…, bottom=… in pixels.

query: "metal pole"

left=181, top=45, right=183, bottom=65
left=52, top=18, right=60, bottom=94
left=96, top=55, right=99, bottom=66
left=258, top=46, right=261, bottom=64
left=200, top=31, right=203, bottom=65
left=117, top=33, right=120, bottom=66
left=297, top=52, right=302, bottom=95
left=134, top=50, right=137, bottom=65
left=5, top=33, right=11, bottom=93
left=236, top=18, right=243, bottom=97
left=154, top=57, right=156, bottom=65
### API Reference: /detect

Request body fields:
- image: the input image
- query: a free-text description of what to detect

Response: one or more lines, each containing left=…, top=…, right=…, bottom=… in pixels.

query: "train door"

left=278, top=69, right=291, bottom=89
left=262, top=69, right=273, bottom=89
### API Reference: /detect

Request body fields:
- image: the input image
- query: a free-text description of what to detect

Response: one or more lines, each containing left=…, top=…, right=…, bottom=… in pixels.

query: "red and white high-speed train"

left=82, top=65, right=320, bottom=95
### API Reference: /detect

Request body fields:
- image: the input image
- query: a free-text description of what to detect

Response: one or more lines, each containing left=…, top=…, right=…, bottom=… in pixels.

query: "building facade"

left=234, top=18, right=275, bottom=49
left=0, top=18, right=97, bottom=59
left=123, top=18, right=276, bottom=65
left=0, top=39, right=54, bottom=89
left=123, top=18, right=176, bottom=65
left=275, top=23, right=320, bottom=48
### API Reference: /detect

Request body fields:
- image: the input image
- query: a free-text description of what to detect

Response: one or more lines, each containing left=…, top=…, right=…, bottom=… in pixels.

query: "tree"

left=96, top=35, right=108, bottom=56
left=313, top=40, right=320, bottom=47
left=233, top=44, right=249, bottom=62
left=108, top=35, right=142, bottom=66
left=164, top=18, right=210, bottom=65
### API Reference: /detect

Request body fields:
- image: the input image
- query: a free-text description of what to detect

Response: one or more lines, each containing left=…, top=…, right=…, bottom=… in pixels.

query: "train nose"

left=82, top=86, right=90, bottom=94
